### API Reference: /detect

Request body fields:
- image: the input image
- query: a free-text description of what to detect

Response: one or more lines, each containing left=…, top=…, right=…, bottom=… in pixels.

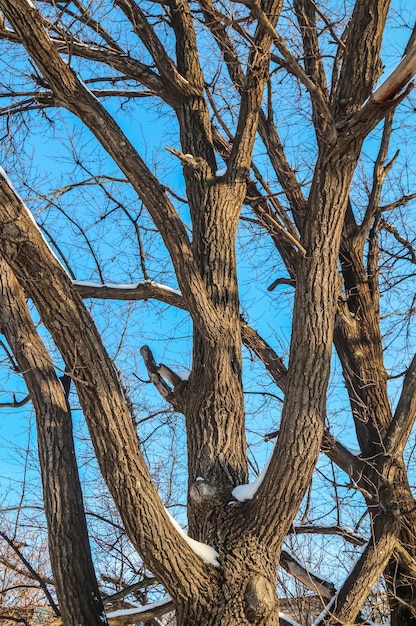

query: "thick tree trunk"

left=0, top=258, right=108, bottom=626
left=176, top=547, right=280, bottom=626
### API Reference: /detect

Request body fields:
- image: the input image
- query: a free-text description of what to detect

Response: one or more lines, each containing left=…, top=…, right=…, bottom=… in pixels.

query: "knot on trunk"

left=244, top=575, right=276, bottom=623
left=2, top=221, right=28, bottom=244
left=189, top=478, right=220, bottom=504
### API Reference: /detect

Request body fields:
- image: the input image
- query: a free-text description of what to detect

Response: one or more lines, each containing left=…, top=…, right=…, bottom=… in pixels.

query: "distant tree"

left=0, top=1, right=415, bottom=625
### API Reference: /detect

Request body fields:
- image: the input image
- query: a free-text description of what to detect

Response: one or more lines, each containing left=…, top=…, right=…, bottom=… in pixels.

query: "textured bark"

left=0, top=259, right=108, bottom=626
left=1, top=1, right=416, bottom=625
left=0, top=172, right=216, bottom=606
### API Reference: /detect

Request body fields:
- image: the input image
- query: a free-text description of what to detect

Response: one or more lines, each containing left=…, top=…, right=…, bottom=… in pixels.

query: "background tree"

left=0, top=0, right=415, bottom=625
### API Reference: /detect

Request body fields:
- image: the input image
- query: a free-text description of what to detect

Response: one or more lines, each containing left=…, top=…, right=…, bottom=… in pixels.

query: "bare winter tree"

left=0, top=0, right=415, bottom=625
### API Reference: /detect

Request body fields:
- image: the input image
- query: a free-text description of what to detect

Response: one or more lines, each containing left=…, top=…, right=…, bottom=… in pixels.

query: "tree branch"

left=114, top=0, right=192, bottom=97
left=46, top=598, right=175, bottom=626
left=280, top=549, right=336, bottom=600
left=72, top=280, right=289, bottom=393
left=0, top=259, right=108, bottom=625
left=333, top=0, right=390, bottom=120
left=316, top=510, right=400, bottom=625
left=384, top=354, right=416, bottom=457
left=245, top=0, right=334, bottom=142
left=0, top=0, right=220, bottom=342
left=0, top=170, right=217, bottom=603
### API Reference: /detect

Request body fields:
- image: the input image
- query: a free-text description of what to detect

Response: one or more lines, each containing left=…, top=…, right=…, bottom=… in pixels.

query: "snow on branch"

left=280, top=549, right=336, bottom=601
left=166, top=511, right=220, bottom=567
left=46, top=598, right=175, bottom=626
left=106, top=598, right=174, bottom=625
left=73, top=279, right=184, bottom=308
left=372, top=46, right=416, bottom=103
left=232, top=454, right=272, bottom=501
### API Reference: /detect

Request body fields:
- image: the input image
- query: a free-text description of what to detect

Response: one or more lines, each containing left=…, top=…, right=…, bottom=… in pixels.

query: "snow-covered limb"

left=46, top=598, right=175, bottom=626
left=74, top=279, right=181, bottom=296
left=232, top=453, right=272, bottom=501
left=73, top=279, right=184, bottom=307
left=106, top=597, right=174, bottom=625
left=166, top=510, right=220, bottom=567
left=312, top=596, right=336, bottom=626
left=280, top=549, right=336, bottom=600
left=279, top=613, right=302, bottom=626
left=279, top=613, right=300, bottom=626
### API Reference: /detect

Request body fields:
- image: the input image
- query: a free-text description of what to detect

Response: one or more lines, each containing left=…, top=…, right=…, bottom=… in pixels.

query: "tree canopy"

left=0, top=1, right=415, bottom=625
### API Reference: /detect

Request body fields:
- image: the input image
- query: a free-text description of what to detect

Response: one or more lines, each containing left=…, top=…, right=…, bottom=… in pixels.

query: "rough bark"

left=0, top=1, right=416, bottom=625
left=0, top=171, right=216, bottom=607
left=0, top=258, right=108, bottom=626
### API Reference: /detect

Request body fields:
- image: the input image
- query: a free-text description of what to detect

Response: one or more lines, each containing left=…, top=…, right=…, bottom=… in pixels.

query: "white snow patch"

left=166, top=510, right=220, bottom=567
left=232, top=454, right=272, bottom=502
left=340, top=525, right=357, bottom=535
left=73, top=280, right=137, bottom=289
left=147, top=280, right=182, bottom=296
left=72, top=279, right=182, bottom=296
left=107, top=598, right=171, bottom=619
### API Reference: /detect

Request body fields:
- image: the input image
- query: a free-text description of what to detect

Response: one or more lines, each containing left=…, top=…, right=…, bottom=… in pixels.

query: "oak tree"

left=0, top=0, right=416, bottom=625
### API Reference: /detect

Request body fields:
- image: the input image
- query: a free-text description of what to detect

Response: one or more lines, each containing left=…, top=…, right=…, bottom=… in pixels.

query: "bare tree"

left=0, top=1, right=415, bottom=625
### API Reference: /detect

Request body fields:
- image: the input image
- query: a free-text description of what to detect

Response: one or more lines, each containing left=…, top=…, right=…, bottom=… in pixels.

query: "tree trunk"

left=176, top=546, right=280, bottom=626
left=0, top=258, right=108, bottom=626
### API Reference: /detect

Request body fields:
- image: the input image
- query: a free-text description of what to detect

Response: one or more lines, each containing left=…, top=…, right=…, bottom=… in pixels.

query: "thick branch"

left=0, top=27, right=173, bottom=104
left=340, top=57, right=416, bottom=145
left=316, top=511, right=400, bottom=625
left=333, top=0, right=390, bottom=120
left=384, top=354, right=416, bottom=457
left=140, top=345, right=186, bottom=412
left=0, top=0, right=219, bottom=342
left=72, top=280, right=289, bottom=392
left=373, top=45, right=416, bottom=103
left=227, top=0, right=285, bottom=178
left=0, top=259, right=107, bottom=626
left=321, top=430, right=376, bottom=500
left=114, top=0, right=191, bottom=97
left=0, top=171, right=216, bottom=603
left=290, top=524, right=366, bottom=548
left=280, top=550, right=336, bottom=600
left=46, top=598, right=175, bottom=626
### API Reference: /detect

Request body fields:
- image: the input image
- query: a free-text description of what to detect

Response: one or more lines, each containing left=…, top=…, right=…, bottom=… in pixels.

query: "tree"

left=0, top=0, right=415, bottom=624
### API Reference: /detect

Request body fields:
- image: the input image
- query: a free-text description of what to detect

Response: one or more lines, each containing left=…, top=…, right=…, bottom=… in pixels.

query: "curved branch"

left=114, top=0, right=191, bottom=97
left=384, top=354, right=416, bottom=457
left=0, top=170, right=216, bottom=603
left=0, top=260, right=108, bottom=625
left=0, top=0, right=219, bottom=342
left=280, top=549, right=336, bottom=600
left=289, top=524, right=366, bottom=548
left=315, top=510, right=400, bottom=626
